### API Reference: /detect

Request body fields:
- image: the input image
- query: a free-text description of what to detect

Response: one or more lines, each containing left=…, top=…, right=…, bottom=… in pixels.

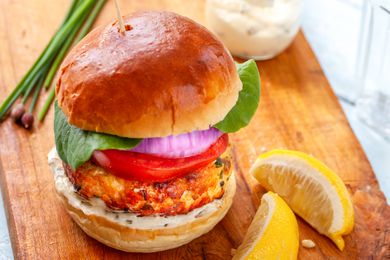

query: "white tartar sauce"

left=206, top=0, right=301, bottom=60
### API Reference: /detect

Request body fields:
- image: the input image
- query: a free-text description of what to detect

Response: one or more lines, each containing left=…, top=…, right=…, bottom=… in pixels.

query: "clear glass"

left=356, top=0, right=390, bottom=140
left=301, top=0, right=364, bottom=103
left=205, top=0, right=301, bottom=60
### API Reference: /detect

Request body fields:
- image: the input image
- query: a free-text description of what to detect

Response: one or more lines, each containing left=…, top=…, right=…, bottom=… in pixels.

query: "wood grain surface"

left=0, top=0, right=389, bottom=259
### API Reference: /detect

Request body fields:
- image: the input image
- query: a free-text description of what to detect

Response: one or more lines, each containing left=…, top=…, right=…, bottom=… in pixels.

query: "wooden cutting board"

left=0, top=0, right=389, bottom=259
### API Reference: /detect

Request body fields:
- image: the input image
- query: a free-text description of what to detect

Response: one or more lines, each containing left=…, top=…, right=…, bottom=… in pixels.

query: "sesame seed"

left=302, top=239, right=316, bottom=248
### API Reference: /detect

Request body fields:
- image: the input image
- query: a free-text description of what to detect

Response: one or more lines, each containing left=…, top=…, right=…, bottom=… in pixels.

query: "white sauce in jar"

left=206, top=0, right=301, bottom=60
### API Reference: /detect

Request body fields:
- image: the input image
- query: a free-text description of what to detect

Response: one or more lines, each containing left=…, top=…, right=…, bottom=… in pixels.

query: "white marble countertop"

left=0, top=0, right=389, bottom=258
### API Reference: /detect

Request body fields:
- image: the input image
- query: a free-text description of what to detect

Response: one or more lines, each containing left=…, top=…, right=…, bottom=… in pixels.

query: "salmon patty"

left=64, top=151, right=233, bottom=216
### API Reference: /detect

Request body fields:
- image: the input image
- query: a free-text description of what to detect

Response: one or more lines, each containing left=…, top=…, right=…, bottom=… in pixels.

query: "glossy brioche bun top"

left=56, top=11, right=241, bottom=138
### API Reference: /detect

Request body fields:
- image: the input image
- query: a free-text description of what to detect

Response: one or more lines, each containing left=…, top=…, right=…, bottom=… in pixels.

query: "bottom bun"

left=48, top=148, right=236, bottom=253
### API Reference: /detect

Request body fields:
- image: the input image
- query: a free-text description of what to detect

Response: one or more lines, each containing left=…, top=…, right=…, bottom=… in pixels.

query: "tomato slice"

left=92, top=134, right=229, bottom=182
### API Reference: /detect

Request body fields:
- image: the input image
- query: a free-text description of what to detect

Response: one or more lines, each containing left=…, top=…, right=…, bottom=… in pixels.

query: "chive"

left=63, top=0, right=80, bottom=23
left=24, top=0, right=95, bottom=81
left=23, top=61, right=52, bottom=104
left=39, top=0, right=107, bottom=121
left=43, top=3, right=94, bottom=89
left=215, top=157, right=223, bottom=167
left=0, top=59, right=43, bottom=119
left=75, top=0, right=106, bottom=43
left=43, top=0, right=106, bottom=89
left=1, top=0, right=105, bottom=123
left=29, top=72, right=46, bottom=113
left=22, top=69, right=45, bottom=104
left=20, top=0, right=79, bottom=97
left=37, top=87, right=55, bottom=122
left=0, top=0, right=95, bottom=120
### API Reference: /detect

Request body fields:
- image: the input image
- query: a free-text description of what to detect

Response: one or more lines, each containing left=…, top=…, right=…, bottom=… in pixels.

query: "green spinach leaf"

left=215, top=60, right=261, bottom=133
left=54, top=102, right=141, bottom=170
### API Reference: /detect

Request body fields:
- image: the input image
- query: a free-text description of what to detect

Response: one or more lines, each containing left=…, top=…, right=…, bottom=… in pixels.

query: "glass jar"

left=355, top=0, right=390, bottom=140
left=205, top=0, right=301, bottom=60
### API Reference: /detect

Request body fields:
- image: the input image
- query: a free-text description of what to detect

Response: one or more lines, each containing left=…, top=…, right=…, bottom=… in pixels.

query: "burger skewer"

left=114, top=0, right=126, bottom=34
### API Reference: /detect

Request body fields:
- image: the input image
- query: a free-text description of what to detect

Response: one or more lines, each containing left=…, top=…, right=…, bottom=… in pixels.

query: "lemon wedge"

left=250, top=149, right=354, bottom=250
left=233, top=191, right=299, bottom=260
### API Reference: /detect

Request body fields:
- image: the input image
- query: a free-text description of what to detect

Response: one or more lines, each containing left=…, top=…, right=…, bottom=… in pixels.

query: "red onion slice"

left=129, top=128, right=223, bottom=158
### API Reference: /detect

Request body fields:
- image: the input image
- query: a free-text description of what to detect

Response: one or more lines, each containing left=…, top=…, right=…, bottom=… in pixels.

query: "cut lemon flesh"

left=250, top=149, right=354, bottom=250
left=233, top=191, right=299, bottom=260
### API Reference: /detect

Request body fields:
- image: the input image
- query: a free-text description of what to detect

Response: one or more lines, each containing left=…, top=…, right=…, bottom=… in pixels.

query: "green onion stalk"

left=38, top=0, right=106, bottom=121
left=0, top=0, right=97, bottom=120
left=19, top=0, right=79, bottom=97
